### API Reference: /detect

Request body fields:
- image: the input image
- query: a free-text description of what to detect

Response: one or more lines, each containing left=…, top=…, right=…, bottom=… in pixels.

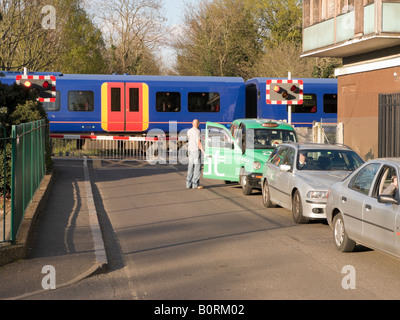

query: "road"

left=17, top=159, right=400, bottom=300
left=90, top=159, right=400, bottom=300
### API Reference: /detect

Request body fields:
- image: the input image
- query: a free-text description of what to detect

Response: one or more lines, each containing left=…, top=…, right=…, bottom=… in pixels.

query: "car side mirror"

left=378, top=194, right=399, bottom=205
left=279, top=164, right=291, bottom=172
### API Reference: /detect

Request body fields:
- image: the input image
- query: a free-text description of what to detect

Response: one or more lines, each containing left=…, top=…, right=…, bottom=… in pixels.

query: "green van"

left=203, top=119, right=297, bottom=194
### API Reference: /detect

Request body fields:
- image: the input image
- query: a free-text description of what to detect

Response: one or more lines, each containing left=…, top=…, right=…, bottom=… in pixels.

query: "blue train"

left=246, top=77, right=338, bottom=125
left=0, top=71, right=337, bottom=134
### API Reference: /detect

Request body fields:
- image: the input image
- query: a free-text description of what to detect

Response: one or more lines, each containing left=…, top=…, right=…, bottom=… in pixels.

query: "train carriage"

left=245, top=77, right=338, bottom=126
left=0, top=71, right=338, bottom=134
left=0, top=72, right=246, bottom=134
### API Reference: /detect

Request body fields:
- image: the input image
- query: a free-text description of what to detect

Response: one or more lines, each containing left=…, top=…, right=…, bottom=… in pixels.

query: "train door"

left=101, top=82, right=149, bottom=132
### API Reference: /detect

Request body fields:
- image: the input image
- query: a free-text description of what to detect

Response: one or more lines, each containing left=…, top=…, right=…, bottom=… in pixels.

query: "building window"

left=338, top=0, right=355, bottom=14
left=68, top=91, right=94, bottom=112
left=188, top=92, right=220, bottom=112
left=321, top=0, right=336, bottom=20
left=304, top=0, right=362, bottom=27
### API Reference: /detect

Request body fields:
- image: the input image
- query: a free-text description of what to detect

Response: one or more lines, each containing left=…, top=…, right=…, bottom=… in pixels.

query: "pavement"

left=0, top=158, right=107, bottom=300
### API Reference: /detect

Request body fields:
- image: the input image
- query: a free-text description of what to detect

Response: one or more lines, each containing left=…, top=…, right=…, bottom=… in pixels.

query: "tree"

left=255, top=0, right=303, bottom=47
left=0, top=0, right=106, bottom=74
left=0, top=0, right=62, bottom=71
left=251, top=0, right=341, bottom=78
left=253, top=42, right=314, bottom=78
left=175, top=0, right=262, bottom=78
left=91, top=0, right=166, bottom=75
left=52, top=0, right=107, bottom=74
left=311, top=57, right=342, bottom=78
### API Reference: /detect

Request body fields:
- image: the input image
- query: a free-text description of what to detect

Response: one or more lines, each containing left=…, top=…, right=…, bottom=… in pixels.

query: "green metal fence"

left=0, top=119, right=48, bottom=243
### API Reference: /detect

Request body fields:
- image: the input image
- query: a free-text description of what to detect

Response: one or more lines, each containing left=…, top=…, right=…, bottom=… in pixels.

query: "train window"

left=291, top=94, right=317, bottom=113
left=111, top=88, right=121, bottom=112
left=188, top=92, right=220, bottom=112
left=156, top=92, right=180, bottom=112
left=323, top=94, right=337, bottom=113
left=68, top=91, right=94, bottom=112
left=43, top=90, right=60, bottom=111
left=129, top=88, right=139, bottom=112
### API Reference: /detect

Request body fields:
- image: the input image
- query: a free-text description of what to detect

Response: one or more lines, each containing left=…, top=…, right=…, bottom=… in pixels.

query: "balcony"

left=301, top=0, right=400, bottom=58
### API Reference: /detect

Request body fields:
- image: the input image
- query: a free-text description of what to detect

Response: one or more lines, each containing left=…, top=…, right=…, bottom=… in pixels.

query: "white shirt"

left=187, top=127, right=201, bottom=152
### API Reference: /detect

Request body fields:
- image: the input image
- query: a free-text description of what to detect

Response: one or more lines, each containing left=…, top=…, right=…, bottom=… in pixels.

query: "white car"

left=261, top=143, right=364, bottom=224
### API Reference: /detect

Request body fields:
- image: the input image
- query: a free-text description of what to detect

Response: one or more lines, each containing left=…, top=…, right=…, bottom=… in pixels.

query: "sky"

left=161, top=0, right=197, bottom=68
left=164, top=0, right=190, bottom=27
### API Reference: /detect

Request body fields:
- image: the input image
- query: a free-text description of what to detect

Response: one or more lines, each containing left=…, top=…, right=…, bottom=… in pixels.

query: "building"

left=302, top=0, right=400, bottom=159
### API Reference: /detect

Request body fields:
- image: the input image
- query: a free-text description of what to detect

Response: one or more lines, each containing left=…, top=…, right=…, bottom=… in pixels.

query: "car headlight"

left=253, top=161, right=261, bottom=170
left=306, top=191, right=328, bottom=199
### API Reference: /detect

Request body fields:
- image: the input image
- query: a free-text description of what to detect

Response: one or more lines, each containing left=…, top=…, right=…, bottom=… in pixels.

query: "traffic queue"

left=202, top=118, right=400, bottom=261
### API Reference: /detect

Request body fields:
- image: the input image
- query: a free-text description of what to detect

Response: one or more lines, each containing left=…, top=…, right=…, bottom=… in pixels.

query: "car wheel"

left=333, top=212, right=356, bottom=252
left=262, top=179, right=274, bottom=208
left=292, top=190, right=309, bottom=224
left=240, top=169, right=252, bottom=195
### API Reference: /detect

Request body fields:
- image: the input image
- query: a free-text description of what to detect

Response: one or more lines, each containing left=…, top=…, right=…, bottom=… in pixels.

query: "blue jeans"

left=186, top=150, right=201, bottom=188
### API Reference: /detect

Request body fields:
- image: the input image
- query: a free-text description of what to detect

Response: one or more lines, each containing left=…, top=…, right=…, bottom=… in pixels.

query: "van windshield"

left=248, top=129, right=297, bottom=150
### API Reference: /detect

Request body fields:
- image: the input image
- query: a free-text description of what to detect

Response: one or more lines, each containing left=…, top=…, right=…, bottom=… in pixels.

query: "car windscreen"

left=248, top=129, right=297, bottom=150
left=297, top=149, right=364, bottom=171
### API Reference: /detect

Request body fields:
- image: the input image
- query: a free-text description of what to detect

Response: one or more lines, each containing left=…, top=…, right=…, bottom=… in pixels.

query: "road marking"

left=83, top=157, right=108, bottom=269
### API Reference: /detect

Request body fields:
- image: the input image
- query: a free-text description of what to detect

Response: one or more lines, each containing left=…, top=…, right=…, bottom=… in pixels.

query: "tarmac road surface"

left=2, top=158, right=400, bottom=300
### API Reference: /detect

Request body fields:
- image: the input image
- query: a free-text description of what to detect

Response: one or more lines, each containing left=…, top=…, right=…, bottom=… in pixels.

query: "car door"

left=275, top=147, right=295, bottom=208
left=343, top=163, right=381, bottom=240
left=203, top=122, right=240, bottom=181
left=363, top=165, right=400, bottom=254
left=266, top=146, right=291, bottom=208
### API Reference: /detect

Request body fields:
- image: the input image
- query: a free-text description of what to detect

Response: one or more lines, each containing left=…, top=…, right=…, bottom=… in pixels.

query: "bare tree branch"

left=90, top=0, right=166, bottom=74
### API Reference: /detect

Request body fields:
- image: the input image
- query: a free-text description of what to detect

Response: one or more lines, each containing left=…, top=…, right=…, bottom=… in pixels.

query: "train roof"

left=0, top=71, right=245, bottom=84
left=246, top=77, right=337, bottom=85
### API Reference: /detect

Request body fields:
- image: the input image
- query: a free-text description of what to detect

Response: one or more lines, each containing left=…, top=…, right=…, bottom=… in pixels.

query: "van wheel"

left=262, top=180, right=274, bottom=208
left=292, top=190, right=309, bottom=224
left=240, top=169, right=252, bottom=195
left=333, top=212, right=356, bottom=252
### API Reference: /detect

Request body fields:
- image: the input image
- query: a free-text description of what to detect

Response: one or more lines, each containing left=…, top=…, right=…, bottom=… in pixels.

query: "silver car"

left=326, top=158, right=400, bottom=256
left=262, top=143, right=364, bottom=224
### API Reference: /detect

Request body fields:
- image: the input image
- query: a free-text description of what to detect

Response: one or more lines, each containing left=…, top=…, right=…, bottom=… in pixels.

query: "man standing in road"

left=186, top=119, right=204, bottom=189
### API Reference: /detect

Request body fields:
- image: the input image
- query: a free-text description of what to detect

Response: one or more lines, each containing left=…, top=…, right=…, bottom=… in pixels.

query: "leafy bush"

left=0, top=81, right=51, bottom=194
